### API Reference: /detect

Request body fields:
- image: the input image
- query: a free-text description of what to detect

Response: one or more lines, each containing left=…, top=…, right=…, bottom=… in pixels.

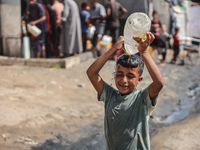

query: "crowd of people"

left=21, top=0, right=181, bottom=65
left=21, top=0, right=127, bottom=59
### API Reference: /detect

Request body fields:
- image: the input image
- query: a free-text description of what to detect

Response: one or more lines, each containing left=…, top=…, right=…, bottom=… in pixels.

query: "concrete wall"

left=0, top=0, right=21, bottom=57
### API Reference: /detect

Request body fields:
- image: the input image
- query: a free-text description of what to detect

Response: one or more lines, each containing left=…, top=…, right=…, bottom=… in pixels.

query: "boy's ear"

left=137, top=76, right=143, bottom=84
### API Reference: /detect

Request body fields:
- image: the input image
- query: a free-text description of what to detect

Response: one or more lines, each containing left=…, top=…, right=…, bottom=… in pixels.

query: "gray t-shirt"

left=98, top=82, right=157, bottom=150
left=90, top=3, right=106, bottom=19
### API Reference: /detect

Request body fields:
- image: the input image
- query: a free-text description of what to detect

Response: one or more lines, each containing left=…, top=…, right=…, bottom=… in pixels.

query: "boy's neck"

left=120, top=88, right=137, bottom=96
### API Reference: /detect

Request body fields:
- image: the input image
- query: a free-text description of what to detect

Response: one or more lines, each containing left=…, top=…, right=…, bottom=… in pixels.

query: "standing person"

left=28, top=0, right=47, bottom=58
left=159, top=24, right=171, bottom=66
left=86, top=32, right=164, bottom=149
left=150, top=10, right=161, bottom=52
left=171, top=27, right=180, bottom=64
left=90, top=0, right=106, bottom=55
left=80, top=2, right=91, bottom=52
left=50, top=0, right=64, bottom=56
left=105, top=0, right=127, bottom=60
left=60, top=0, right=83, bottom=57
left=38, top=0, right=53, bottom=58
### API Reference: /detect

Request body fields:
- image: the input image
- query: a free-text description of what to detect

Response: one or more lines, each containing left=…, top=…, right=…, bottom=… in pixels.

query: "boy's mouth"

left=118, top=84, right=128, bottom=88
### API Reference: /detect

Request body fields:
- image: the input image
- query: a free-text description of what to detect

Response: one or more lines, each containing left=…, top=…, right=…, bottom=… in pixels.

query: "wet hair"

left=81, top=2, right=89, bottom=9
left=116, top=53, right=144, bottom=76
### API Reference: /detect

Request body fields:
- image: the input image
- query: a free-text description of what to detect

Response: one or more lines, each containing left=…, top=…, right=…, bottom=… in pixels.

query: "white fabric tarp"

left=187, top=5, right=200, bottom=38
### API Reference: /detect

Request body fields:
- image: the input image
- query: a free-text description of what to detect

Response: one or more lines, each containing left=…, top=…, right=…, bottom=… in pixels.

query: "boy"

left=28, top=0, right=47, bottom=58
left=150, top=10, right=161, bottom=51
left=171, top=27, right=180, bottom=64
left=80, top=2, right=91, bottom=52
left=87, top=32, right=164, bottom=149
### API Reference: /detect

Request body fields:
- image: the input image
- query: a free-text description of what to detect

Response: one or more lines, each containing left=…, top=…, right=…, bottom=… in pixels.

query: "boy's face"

left=153, top=13, right=158, bottom=20
left=86, top=5, right=90, bottom=11
left=29, top=0, right=37, bottom=6
left=115, top=65, right=143, bottom=95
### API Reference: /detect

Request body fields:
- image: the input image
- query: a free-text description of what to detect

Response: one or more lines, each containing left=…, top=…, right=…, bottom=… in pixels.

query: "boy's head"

left=115, top=53, right=144, bottom=95
left=175, top=27, right=179, bottom=34
left=81, top=2, right=90, bottom=11
left=29, top=0, right=37, bottom=6
left=152, top=10, right=158, bottom=20
left=90, top=0, right=97, bottom=7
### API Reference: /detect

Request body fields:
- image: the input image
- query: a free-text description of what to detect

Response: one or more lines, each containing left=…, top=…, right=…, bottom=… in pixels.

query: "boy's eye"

left=127, top=76, right=134, bottom=79
left=116, top=74, right=123, bottom=77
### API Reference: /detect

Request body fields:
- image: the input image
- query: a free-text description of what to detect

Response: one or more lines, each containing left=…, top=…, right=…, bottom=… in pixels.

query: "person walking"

left=171, top=27, right=180, bottom=64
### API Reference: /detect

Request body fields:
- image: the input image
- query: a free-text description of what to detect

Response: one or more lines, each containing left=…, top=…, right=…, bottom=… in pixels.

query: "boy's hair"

left=116, top=53, right=144, bottom=76
left=81, top=2, right=89, bottom=9
left=152, top=10, right=158, bottom=16
left=175, top=27, right=179, bottom=32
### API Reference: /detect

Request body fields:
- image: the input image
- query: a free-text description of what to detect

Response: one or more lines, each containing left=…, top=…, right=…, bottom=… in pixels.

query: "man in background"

left=105, top=0, right=127, bottom=60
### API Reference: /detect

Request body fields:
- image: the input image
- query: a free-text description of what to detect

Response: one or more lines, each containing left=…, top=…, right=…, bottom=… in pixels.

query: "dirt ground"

left=0, top=50, right=200, bottom=150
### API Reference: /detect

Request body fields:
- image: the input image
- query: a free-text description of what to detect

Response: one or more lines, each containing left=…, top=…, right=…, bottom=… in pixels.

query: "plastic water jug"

left=87, top=26, right=96, bottom=39
left=22, top=36, right=31, bottom=59
left=123, top=12, right=151, bottom=55
left=27, top=24, right=41, bottom=37
left=101, top=35, right=112, bottom=46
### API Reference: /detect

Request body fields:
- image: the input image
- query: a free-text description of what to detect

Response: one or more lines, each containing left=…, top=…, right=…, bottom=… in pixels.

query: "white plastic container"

left=22, top=36, right=31, bottom=59
left=27, top=24, right=41, bottom=37
left=87, top=26, right=96, bottom=39
left=101, top=35, right=112, bottom=46
left=123, top=12, right=151, bottom=55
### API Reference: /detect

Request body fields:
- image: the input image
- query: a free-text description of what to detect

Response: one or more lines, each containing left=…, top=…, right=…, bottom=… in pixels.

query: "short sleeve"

left=38, top=4, right=46, bottom=18
left=140, top=86, right=158, bottom=112
left=105, top=3, right=111, bottom=10
left=97, top=81, right=115, bottom=103
left=118, top=3, right=123, bottom=11
left=86, top=12, right=90, bottom=19
left=99, top=5, right=106, bottom=17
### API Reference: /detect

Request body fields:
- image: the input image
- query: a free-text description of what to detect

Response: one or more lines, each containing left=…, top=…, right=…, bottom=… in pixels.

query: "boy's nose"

left=121, top=76, right=128, bottom=82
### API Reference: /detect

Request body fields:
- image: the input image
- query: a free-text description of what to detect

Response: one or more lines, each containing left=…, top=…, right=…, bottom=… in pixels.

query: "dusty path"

left=0, top=56, right=200, bottom=150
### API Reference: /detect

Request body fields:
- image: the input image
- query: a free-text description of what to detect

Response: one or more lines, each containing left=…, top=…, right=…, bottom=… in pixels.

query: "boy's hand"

left=29, top=21, right=36, bottom=26
left=133, top=32, right=155, bottom=54
left=113, top=36, right=124, bottom=50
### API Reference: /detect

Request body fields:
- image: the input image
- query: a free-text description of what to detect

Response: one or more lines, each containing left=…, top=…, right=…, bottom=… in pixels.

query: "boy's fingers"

left=133, top=36, right=142, bottom=43
left=146, top=32, right=150, bottom=43
left=149, top=32, right=155, bottom=44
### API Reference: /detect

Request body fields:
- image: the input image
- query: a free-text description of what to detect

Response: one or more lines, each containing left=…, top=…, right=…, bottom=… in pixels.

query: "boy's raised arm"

left=86, top=36, right=124, bottom=95
left=133, top=32, right=164, bottom=99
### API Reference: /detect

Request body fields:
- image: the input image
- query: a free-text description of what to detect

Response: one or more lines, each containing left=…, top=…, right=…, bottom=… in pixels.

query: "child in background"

left=80, top=2, right=91, bottom=52
left=159, top=24, right=171, bottom=66
left=87, top=32, right=164, bottom=150
left=171, top=27, right=180, bottom=64
left=150, top=10, right=161, bottom=51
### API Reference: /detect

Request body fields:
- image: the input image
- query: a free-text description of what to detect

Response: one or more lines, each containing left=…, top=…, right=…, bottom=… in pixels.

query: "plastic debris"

left=16, top=137, right=38, bottom=145
left=77, top=84, right=85, bottom=87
